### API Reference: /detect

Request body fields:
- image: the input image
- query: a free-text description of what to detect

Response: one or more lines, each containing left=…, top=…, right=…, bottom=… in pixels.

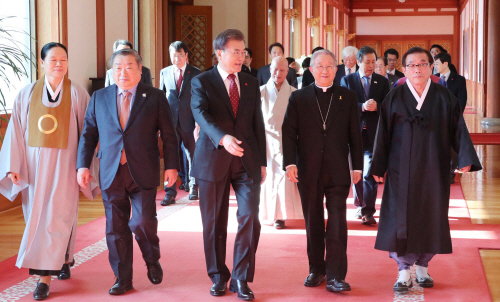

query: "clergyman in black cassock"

left=369, top=47, right=482, bottom=293
left=282, top=49, right=363, bottom=293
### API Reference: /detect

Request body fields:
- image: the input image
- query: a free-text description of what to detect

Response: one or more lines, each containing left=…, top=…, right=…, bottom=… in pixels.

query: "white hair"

left=310, top=49, right=337, bottom=67
left=342, top=46, right=358, bottom=59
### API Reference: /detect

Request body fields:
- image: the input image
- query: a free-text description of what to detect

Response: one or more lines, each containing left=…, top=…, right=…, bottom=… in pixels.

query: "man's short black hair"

left=357, top=46, right=377, bottom=62
left=384, top=48, right=399, bottom=59
left=430, top=44, right=448, bottom=54
left=169, top=41, right=188, bottom=54
left=268, top=42, right=285, bottom=54
left=286, top=57, right=295, bottom=65
left=312, top=46, right=324, bottom=54
left=402, top=47, right=434, bottom=67
left=213, top=29, right=245, bottom=51
left=302, top=57, right=311, bottom=68
left=244, top=48, right=253, bottom=58
left=434, top=52, right=452, bottom=65
left=377, top=57, right=388, bottom=66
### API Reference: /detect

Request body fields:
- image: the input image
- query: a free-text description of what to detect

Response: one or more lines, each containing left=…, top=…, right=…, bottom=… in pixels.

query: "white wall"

left=105, top=0, right=129, bottom=68
left=67, top=1, right=97, bottom=92
left=356, top=16, right=454, bottom=35
left=193, top=0, right=248, bottom=42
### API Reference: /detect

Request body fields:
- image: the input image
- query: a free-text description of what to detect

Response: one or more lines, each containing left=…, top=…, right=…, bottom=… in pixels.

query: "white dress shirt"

left=406, top=78, right=431, bottom=111
left=440, top=70, right=451, bottom=83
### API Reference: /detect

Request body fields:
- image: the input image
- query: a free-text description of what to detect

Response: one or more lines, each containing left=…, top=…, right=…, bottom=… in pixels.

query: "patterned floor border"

left=393, top=266, right=425, bottom=302
left=0, top=196, right=193, bottom=302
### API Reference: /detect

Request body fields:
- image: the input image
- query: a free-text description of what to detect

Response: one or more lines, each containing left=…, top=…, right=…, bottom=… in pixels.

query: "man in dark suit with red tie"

left=159, top=41, right=202, bottom=204
left=191, top=29, right=267, bottom=300
left=77, top=49, right=179, bottom=295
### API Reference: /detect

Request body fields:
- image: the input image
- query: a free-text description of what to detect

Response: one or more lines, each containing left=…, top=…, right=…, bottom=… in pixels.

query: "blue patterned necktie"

left=363, top=76, right=370, bottom=99
left=441, top=75, right=448, bottom=88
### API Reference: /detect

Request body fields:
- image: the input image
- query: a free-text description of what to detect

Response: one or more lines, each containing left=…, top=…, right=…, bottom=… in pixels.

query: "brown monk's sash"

left=28, top=75, right=71, bottom=149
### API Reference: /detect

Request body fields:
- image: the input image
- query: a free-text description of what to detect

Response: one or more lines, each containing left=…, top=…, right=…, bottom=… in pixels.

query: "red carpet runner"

left=1, top=181, right=499, bottom=301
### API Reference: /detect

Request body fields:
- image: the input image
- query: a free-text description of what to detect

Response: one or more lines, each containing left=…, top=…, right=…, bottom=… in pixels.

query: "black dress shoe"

left=161, top=195, right=175, bottom=206
left=109, top=279, right=134, bottom=295
left=416, top=274, right=434, bottom=288
left=229, top=279, right=254, bottom=300
left=146, top=261, right=163, bottom=284
left=184, top=182, right=190, bottom=192
left=189, top=188, right=199, bottom=200
left=304, top=273, right=326, bottom=287
left=393, top=278, right=413, bottom=293
left=179, top=182, right=186, bottom=191
left=274, top=220, right=285, bottom=229
left=326, top=279, right=351, bottom=292
left=33, top=282, right=49, bottom=300
left=58, top=259, right=75, bottom=280
left=210, top=282, right=227, bottom=296
left=361, top=215, right=377, bottom=225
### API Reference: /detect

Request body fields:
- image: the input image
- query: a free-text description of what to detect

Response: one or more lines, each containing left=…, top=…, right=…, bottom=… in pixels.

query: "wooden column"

left=485, top=0, right=500, bottom=119
left=283, top=0, right=290, bottom=57
left=96, top=0, right=105, bottom=78
left=248, top=0, right=267, bottom=68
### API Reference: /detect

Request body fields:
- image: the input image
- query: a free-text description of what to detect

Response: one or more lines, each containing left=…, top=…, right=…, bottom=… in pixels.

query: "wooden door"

left=175, top=6, right=212, bottom=71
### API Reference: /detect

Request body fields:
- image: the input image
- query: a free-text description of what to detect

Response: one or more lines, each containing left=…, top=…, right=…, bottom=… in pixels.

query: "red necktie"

left=176, top=68, right=183, bottom=93
left=228, top=74, right=239, bottom=117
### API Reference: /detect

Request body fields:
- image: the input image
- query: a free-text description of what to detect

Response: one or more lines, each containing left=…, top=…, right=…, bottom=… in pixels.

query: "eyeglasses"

left=171, top=53, right=186, bottom=59
left=405, top=63, right=432, bottom=70
left=223, top=49, right=248, bottom=57
left=314, top=65, right=335, bottom=72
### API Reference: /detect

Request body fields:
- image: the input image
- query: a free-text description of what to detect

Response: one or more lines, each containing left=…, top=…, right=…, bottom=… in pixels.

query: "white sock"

left=416, top=265, right=429, bottom=278
left=397, top=269, right=411, bottom=283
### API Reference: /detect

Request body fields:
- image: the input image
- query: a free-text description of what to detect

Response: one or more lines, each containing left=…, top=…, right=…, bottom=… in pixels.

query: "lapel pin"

left=339, top=96, right=342, bottom=100
left=142, top=93, right=146, bottom=97
left=188, top=71, right=190, bottom=73
left=245, top=83, right=248, bottom=86
left=374, top=81, right=378, bottom=84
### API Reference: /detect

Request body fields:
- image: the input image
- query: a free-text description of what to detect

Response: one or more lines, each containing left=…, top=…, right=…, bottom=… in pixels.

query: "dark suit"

left=301, top=69, right=314, bottom=88
left=341, top=72, right=390, bottom=217
left=333, top=64, right=359, bottom=85
left=159, top=64, right=202, bottom=196
left=77, top=82, right=179, bottom=282
left=388, top=69, right=405, bottom=78
left=386, top=73, right=399, bottom=90
left=437, top=72, right=467, bottom=112
left=191, top=67, right=266, bottom=283
left=257, top=64, right=298, bottom=88
left=105, top=66, right=153, bottom=87
left=282, top=84, right=363, bottom=280
left=242, top=64, right=258, bottom=77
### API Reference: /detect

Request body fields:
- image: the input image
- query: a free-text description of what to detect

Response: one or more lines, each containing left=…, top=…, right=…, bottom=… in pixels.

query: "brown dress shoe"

left=361, top=215, right=377, bottom=225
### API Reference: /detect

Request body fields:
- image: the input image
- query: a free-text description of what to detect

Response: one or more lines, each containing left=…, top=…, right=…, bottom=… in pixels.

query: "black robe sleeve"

left=369, top=93, right=392, bottom=177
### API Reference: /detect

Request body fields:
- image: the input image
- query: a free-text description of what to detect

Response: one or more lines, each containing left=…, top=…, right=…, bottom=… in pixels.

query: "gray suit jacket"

left=77, top=82, right=179, bottom=190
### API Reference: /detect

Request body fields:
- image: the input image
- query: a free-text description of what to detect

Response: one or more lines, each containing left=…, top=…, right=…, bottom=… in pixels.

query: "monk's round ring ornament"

left=38, top=114, right=58, bottom=134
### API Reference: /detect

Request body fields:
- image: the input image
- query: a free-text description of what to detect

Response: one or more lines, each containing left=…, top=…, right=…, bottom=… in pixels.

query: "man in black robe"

left=370, top=47, right=482, bottom=293
left=282, top=49, right=363, bottom=293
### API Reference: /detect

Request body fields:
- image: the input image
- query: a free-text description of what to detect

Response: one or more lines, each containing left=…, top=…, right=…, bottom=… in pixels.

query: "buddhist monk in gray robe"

left=0, top=42, right=99, bottom=300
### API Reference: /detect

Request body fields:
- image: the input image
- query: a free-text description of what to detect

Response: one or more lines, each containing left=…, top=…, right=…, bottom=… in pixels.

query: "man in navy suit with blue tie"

left=159, top=41, right=202, bottom=204
left=341, top=46, right=390, bottom=225
left=77, top=49, right=179, bottom=295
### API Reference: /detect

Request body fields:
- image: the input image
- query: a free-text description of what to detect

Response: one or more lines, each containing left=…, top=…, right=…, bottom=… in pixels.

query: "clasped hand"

left=364, top=99, right=377, bottom=111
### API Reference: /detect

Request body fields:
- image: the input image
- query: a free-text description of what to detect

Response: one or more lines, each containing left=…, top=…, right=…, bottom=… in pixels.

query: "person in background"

left=260, top=56, right=303, bottom=230
left=205, top=53, right=218, bottom=72
left=375, top=56, right=399, bottom=89
left=242, top=47, right=258, bottom=77
left=257, top=42, right=298, bottom=87
left=159, top=41, right=202, bottom=204
left=302, top=47, right=325, bottom=87
left=384, top=48, right=405, bottom=78
left=105, top=39, right=152, bottom=87
left=333, top=46, right=359, bottom=85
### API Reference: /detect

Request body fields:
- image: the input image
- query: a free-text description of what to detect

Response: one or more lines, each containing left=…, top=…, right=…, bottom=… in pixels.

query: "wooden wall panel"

left=248, top=0, right=267, bottom=68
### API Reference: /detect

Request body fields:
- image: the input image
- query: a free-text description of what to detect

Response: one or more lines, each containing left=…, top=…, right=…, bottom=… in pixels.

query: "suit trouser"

left=198, top=156, right=261, bottom=283
left=101, top=163, right=160, bottom=282
left=353, top=130, right=378, bottom=217
left=298, top=166, right=350, bottom=280
left=178, top=143, right=188, bottom=184
left=165, top=124, right=197, bottom=197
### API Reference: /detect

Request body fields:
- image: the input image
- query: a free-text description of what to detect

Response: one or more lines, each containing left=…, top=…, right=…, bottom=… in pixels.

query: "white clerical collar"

left=315, top=82, right=333, bottom=92
left=217, top=64, right=238, bottom=82
left=45, top=75, right=64, bottom=100
left=405, top=78, right=431, bottom=111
